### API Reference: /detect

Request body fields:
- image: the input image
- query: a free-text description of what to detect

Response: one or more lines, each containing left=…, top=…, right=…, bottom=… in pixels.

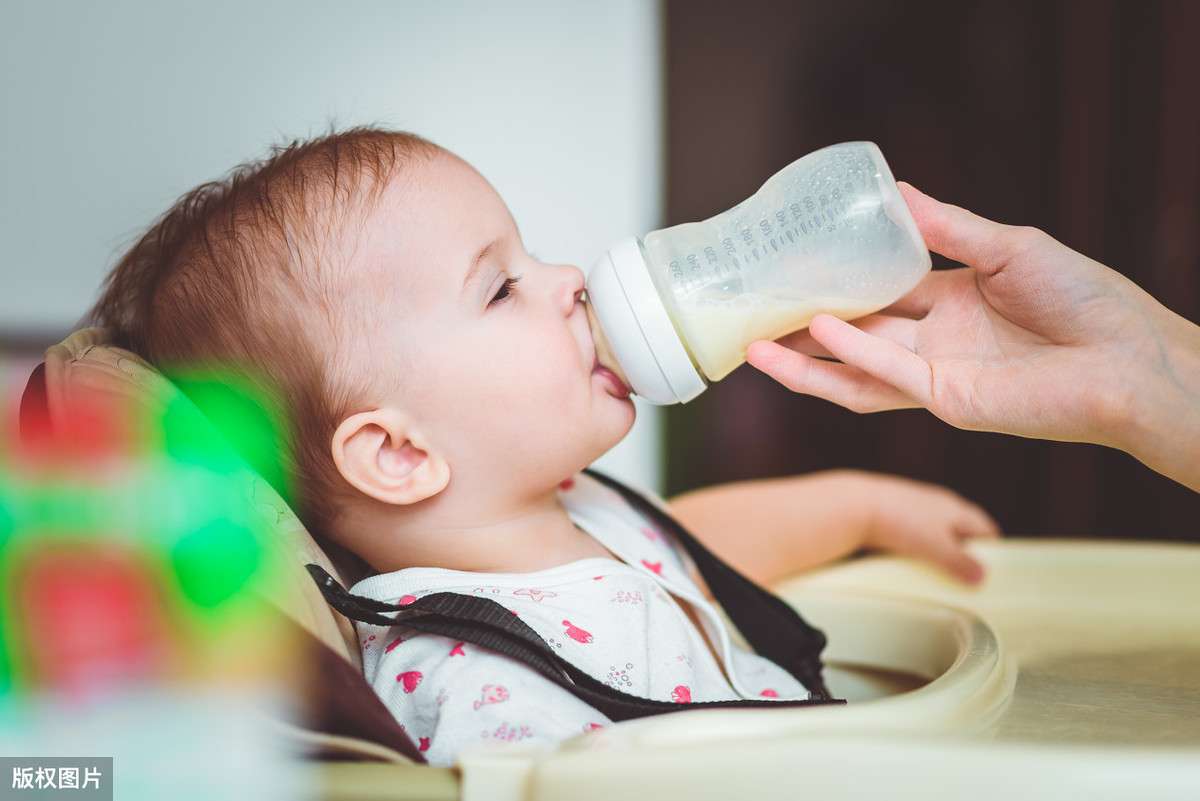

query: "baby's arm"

left=668, top=470, right=999, bottom=586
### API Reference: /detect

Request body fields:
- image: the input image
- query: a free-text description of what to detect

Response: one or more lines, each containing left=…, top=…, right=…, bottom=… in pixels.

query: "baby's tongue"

left=585, top=301, right=631, bottom=389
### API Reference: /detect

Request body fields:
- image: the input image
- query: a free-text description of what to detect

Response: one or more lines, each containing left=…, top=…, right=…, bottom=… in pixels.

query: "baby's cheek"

left=510, top=347, right=578, bottom=400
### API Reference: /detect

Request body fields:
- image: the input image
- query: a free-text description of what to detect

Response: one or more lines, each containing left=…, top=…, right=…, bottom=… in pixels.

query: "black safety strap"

left=306, top=469, right=842, bottom=723
left=308, top=566, right=842, bottom=723
left=583, top=468, right=834, bottom=700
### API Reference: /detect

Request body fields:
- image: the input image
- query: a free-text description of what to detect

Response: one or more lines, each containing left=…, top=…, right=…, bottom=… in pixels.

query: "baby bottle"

left=586, top=141, right=931, bottom=404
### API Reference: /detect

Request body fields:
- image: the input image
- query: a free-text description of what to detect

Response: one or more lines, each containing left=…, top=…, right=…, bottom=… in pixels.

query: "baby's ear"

left=331, top=409, right=450, bottom=505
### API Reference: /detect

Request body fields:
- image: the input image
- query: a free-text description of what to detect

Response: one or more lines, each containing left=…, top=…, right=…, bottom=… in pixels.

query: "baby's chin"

left=572, top=410, right=637, bottom=475
left=604, top=405, right=638, bottom=452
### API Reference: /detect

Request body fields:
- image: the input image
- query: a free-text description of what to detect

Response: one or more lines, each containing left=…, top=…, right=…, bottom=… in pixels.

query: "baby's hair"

left=91, top=127, right=441, bottom=538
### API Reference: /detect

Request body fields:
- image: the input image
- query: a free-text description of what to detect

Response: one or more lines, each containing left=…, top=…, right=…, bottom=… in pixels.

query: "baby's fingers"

left=931, top=541, right=987, bottom=586
left=931, top=503, right=1002, bottom=584
left=957, top=501, right=1003, bottom=542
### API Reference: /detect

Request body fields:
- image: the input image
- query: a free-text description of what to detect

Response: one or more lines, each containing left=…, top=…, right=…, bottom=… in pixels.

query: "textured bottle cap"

left=586, top=237, right=706, bottom=405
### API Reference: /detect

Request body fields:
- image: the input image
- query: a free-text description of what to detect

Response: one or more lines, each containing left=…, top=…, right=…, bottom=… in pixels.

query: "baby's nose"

left=552, top=263, right=586, bottom=315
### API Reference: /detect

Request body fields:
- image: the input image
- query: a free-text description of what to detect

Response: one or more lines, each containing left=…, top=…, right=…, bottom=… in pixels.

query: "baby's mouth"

left=585, top=300, right=632, bottom=398
left=594, top=360, right=631, bottom=399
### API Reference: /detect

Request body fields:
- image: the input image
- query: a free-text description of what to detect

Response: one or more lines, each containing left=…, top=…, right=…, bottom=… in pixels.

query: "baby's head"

left=93, top=128, right=634, bottom=566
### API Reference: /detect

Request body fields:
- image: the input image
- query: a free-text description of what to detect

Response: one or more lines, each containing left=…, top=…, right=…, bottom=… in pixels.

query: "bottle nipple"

left=586, top=299, right=631, bottom=390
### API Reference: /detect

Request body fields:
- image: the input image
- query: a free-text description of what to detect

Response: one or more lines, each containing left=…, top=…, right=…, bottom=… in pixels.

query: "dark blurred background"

left=662, top=0, right=1200, bottom=540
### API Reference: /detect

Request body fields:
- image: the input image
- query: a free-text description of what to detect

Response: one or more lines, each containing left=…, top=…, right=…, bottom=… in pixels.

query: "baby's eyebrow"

left=463, top=239, right=501, bottom=295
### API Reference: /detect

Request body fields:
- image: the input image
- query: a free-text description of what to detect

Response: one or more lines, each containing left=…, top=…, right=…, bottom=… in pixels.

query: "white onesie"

left=350, top=471, right=809, bottom=767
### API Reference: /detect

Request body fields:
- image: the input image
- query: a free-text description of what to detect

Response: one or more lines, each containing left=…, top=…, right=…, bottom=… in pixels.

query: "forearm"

left=668, top=471, right=874, bottom=586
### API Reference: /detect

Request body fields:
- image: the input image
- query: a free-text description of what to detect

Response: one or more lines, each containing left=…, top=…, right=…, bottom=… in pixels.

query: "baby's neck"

left=344, top=488, right=612, bottom=575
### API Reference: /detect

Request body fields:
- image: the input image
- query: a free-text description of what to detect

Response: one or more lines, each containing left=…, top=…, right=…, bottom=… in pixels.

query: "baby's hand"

left=860, top=475, right=1001, bottom=584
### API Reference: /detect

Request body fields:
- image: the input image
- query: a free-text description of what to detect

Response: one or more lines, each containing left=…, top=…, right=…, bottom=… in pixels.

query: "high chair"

left=14, top=329, right=1200, bottom=801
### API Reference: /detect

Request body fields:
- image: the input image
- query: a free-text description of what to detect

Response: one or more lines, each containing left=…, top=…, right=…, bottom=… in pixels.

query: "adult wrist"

left=1117, top=307, right=1200, bottom=491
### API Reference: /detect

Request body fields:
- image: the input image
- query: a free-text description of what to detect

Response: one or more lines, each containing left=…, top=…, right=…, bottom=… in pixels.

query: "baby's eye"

left=489, top=276, right=521, bottom=307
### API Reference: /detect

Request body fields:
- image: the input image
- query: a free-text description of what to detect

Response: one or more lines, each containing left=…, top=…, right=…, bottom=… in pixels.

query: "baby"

left=91, top=128, right=998, bottom=765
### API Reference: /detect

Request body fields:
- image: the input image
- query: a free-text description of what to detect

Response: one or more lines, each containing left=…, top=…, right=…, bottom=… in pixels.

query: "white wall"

left=0, top=0, right=664, bottom=490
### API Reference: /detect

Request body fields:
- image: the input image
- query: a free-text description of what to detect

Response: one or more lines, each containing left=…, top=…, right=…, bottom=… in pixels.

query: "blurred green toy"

left=0, top=370, right=292, bottom=695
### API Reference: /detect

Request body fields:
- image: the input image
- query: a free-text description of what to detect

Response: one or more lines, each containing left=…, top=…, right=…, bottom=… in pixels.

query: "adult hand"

left=747, top=184, right=1200, bottom=491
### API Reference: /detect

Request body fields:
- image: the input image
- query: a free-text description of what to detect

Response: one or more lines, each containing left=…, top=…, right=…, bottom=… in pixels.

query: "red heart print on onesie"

left=641, top=560, right=664, bottom=576
left=562, top=620, right=594, bottom=643
left=474, top=684, right=510, bottom=710
left=397, top=671, right=423, bottom=693
left=514, top=588, right=558, bottom=603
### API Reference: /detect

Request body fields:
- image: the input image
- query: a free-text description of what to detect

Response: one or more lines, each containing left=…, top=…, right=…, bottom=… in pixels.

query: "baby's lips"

left=598, top=365, right=632, bottom=399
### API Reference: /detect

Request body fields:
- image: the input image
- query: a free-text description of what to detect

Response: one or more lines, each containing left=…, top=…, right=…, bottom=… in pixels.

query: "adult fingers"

left=745, top=341, right=917, bottom=413
left=807, top=315, right=935, bottom=409
left=771, top=313, right=917, bottom=358
left=770, top=328, right=832, bottom=358
left=879, top=267, right=969, bottom=320
left=899, top=183, right=1021, bottom=278
left=843, top=314, right=919, bottom=349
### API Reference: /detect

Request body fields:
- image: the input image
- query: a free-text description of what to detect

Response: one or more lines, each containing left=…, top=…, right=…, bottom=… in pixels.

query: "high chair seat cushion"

left=30, top=328, right=362, bottom=670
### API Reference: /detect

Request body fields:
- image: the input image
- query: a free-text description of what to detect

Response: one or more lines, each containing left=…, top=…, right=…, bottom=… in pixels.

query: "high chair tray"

left=325, top=539, right=1200, bottom=801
